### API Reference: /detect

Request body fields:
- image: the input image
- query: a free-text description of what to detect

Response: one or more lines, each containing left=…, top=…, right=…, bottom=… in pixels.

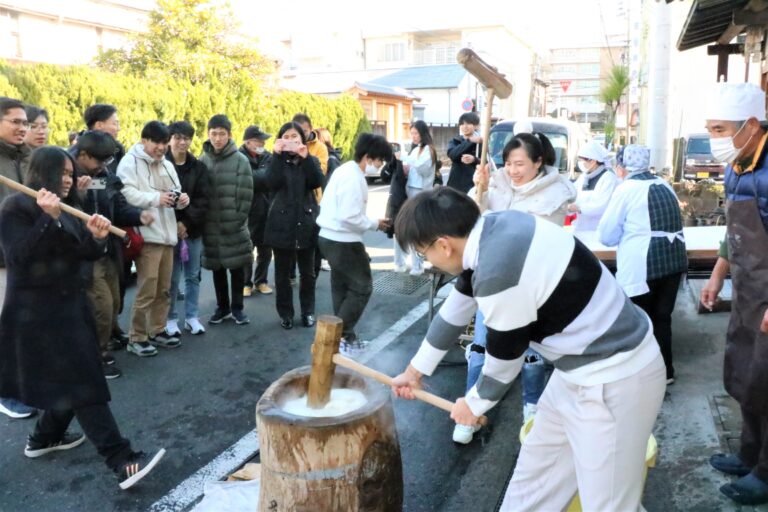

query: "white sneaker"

left=320, top=259, right=331, bottom=271
left=523, top=403, right=537, bottom=424
left=165, top=319, right=181, bottom=337
left=393, top=265, right=408, bottom=273
left=409, top=268, right=424, bottom=276
left=452, top=423, right=481, bottom=444
left=185, top=317, right=206, bottom=335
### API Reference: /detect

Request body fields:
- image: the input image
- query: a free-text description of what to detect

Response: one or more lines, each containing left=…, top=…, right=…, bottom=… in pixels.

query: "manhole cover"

left=372, top=272, right=431, bottom=295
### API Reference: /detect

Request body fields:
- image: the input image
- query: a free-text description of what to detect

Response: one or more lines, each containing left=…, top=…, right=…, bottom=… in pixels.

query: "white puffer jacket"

left=470, top=165, right=576, bottom=225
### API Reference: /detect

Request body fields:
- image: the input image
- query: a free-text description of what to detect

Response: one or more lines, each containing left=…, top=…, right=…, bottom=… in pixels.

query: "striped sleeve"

left=410, top=270, right=476, bottom=376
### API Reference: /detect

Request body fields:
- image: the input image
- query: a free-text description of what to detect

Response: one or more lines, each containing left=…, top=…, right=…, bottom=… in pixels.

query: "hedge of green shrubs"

left=0, top=61, right=370, bottom=159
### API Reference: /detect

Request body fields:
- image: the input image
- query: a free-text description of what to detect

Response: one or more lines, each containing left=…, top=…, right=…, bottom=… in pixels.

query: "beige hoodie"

left=117, top=143, right=186, bottom=246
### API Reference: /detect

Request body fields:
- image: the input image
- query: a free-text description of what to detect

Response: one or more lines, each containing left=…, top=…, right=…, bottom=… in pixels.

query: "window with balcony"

left=414, top=42, right=458, bottom=65
left=380, top=42, right=405, bottom=63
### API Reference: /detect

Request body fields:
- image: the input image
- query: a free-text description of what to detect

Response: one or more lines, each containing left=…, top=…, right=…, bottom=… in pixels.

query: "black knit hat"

left=243, top=125, right=271, bottom=141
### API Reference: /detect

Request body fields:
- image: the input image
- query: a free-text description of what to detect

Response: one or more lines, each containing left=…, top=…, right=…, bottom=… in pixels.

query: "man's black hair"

left=207, top=114, right=232, bottom=133
left=458, top=112, right=480, bottom=126
left=292, top=113, right=312, bottom=127
left=394, top=187, right=479, bottom=252
left=141, top=120, right=171, bottom=143
left=168, top=120, right=195, bottom=138
left=73, top=130, right=116, bottom=161
left=83, top=104, right=117, bottom=129
left=0, top=96, right=25, bottom=117
left=354, top=133, right=392, bottom=163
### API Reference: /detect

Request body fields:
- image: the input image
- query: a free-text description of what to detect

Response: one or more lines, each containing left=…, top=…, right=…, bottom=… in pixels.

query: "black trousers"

left=631, top=272, right=682, bottom=379
left=243, top=244, right=272, bottom=287
left=273, top=247, right=315, bottom=319
left=212, top=268, right=245, bottom=312
left=318, top=238, right=372, bottom=341
left=739, top=406, right=768, bottom=482
left=31, top=403, right=132, bottom=470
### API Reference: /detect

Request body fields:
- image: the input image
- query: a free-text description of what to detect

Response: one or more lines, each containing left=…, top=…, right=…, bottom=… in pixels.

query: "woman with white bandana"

left=569, top=140, right=618, bottom=232
left=597, top=144, right=687, bottom=384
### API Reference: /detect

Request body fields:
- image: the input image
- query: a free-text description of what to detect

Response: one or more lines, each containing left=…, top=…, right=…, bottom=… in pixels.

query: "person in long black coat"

left=263, top=122, right=325, bottom=330
left=0, top=146, right=164, bottom=489
left=382, top=144, right=407, bottom=239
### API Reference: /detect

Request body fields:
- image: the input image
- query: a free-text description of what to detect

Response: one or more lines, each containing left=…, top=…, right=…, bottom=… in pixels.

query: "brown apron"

left=725, top=190, right=768, bottom=414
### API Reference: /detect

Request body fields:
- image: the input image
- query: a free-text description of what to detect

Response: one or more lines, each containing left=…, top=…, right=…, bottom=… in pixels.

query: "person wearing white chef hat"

left=568, top=139, right=618, bottom=232
left=699, top=81, right=768, bottom=506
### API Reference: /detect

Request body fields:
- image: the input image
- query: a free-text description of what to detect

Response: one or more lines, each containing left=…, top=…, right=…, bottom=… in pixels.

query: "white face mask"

left=365, top=164, right=379, bottom=174
left=710, top=122, right=749, bottom=163
left=254, top=147, right=265, bottom=155
left=577, top=160, right=591, bottom=174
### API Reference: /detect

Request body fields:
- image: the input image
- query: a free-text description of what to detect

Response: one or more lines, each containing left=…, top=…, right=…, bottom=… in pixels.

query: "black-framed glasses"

left=1, top=118, right=29, bottom=128
left=415, top=239, right=437, bottom=260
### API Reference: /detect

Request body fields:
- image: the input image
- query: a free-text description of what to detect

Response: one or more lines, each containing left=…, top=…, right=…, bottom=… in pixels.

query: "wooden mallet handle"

left=0, top=174, right=127, bottom=238
left=474, top=87, right=495, bottom=205
left=332, top=353, right=488, bottom=427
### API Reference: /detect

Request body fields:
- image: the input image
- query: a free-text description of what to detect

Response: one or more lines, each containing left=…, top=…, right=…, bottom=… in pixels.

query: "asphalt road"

left=0, top=180, right=754, bottom=512
left=0, top=181, right=520, bottom=512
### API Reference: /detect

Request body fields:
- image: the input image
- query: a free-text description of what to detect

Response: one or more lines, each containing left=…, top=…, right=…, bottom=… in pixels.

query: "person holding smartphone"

left=264, top=121, right=325, bottom=330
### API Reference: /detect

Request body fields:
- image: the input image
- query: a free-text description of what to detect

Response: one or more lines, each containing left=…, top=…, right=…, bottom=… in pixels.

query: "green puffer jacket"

left=200, top=139, right=254, bottom=270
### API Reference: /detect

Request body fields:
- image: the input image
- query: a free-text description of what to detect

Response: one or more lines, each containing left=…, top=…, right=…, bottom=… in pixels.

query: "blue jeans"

left=168, top=236, right=203, bottom=321
left=521, top=348, right=553, bottom=406
left=466, top=310, right=487, bottom=393
left=466, top=310, right=553, bottom=405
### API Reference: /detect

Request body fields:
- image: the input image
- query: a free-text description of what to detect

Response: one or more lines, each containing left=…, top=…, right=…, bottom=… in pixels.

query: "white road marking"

left=368, top=184, right=390, bottom=193
left=152, top=297, right=436, bottom=512
left=150, top=431, right=259, bottom=512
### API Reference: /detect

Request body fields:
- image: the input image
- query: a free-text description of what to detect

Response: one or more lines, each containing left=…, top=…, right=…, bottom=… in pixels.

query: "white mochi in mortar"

left=282, top=388, right=367, bottom=418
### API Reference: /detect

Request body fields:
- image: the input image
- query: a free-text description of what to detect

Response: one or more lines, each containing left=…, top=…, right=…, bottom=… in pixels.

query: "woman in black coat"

left=264, top=122, right=325, bottom=330
left=0, top=147, right=164, bottom=489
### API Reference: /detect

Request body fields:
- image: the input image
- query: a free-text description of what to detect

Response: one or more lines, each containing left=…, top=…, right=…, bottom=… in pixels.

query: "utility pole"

left=647, top=0, right=671, bottom=171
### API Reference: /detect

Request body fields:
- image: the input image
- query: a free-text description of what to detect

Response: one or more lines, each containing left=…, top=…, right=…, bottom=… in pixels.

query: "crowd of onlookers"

left=0, top=94, right=393, bottom=487
left=0, top=91, right=690, bottom=488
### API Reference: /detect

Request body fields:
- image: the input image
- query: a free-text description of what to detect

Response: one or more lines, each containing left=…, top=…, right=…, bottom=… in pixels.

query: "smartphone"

left=87, top=177, right=107, bottom=190
left=281, top=140, right=299, bottom=153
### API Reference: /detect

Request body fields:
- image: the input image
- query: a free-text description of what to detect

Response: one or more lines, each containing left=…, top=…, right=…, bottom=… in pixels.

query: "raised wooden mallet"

left=307, top=315, right=488, bottom=426
left=456, top=48, right=513, bottom=204
left=0, top=174, right=127, bottom=238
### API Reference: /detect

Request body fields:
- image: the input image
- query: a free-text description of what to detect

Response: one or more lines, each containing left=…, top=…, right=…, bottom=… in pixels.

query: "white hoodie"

left=470, top=165, right=576, bottom=225
left=117, top=143, right=186, bottom=246
left=317, top=160, right=378, bottom=242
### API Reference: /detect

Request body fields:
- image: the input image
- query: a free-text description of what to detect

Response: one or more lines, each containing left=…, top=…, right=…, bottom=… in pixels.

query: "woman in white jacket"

left=597, top=145, right=686, bottom=384
left=455, top=132, right=576, bottom=444
left=394, top=120, right=436, bottom=276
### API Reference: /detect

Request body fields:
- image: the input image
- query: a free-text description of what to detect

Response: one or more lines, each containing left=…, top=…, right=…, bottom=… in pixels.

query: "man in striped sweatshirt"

left=391, top=186, right=666, bottom=511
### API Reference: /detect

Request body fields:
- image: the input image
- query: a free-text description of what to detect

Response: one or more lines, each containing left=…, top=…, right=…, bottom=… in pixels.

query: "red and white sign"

left=560, top=80, right=572, bottom=93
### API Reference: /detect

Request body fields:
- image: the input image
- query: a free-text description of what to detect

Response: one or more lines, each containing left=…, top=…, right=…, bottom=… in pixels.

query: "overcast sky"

left=230, top=0, right=634, bottom=53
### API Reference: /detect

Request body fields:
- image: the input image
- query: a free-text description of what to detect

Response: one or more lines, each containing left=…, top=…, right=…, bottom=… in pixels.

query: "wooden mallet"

left=307, top=315, right=488, bottom=426
left=0, top=174, right=127, bottom=238
left=456, top=48, right=513, bottom=204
